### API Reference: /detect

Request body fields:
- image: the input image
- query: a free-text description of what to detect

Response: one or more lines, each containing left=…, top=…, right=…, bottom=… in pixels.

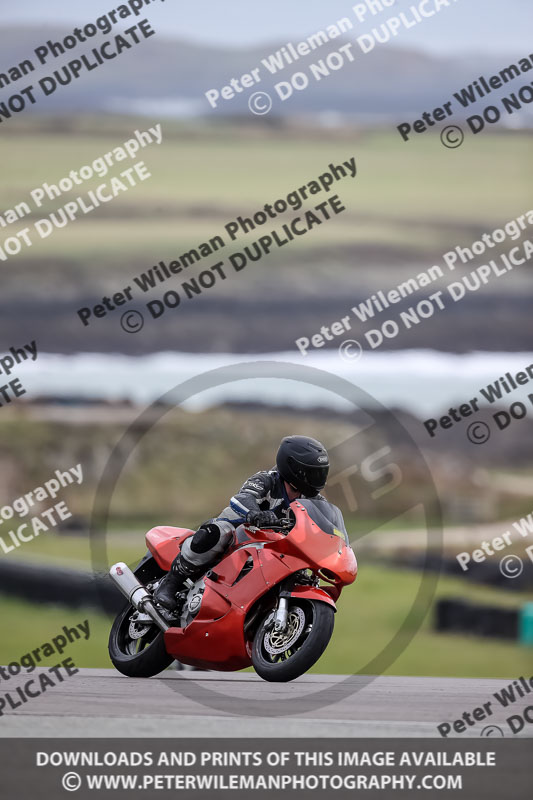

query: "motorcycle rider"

left=154, top=434, right=330, bottom=612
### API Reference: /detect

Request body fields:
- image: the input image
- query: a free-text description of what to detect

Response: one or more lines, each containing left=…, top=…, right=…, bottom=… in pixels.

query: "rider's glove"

left=246, top=509, right=278, bottom=528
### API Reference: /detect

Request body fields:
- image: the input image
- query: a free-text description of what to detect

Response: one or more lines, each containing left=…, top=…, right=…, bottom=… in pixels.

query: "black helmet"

left=276, top=435, right=329, bottom=498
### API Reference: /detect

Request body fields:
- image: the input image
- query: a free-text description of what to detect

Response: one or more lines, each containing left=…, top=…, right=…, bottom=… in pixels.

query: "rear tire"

left=252, top=599, right=334, bottom=682
left=109, top=606, right=173, bottom=678
left=108, top=557, right=174, bottom=678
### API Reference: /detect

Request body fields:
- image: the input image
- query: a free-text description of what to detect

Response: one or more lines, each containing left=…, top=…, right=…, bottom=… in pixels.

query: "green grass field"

left=2, top=119, right=531, bottom=293
left=1, top=562, right=530, bottom=678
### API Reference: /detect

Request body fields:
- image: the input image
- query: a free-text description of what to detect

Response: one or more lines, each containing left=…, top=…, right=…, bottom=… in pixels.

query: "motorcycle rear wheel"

left=108, top=558, right=174, bottom=678
left=252, top=599, right=334, bottom=682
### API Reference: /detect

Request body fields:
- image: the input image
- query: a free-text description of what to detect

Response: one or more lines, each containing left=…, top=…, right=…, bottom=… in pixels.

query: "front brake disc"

left=263, top=607, right=306, bottom=655
left=128, top=618, right=152, bottom=640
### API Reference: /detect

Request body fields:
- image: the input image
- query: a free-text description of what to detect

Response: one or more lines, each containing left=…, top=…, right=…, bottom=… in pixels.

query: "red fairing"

left=146, top=501, right=357, bottom=671
left=146, top=526, right=193, bottom=571
left=286, top=585, right=338, bottom=609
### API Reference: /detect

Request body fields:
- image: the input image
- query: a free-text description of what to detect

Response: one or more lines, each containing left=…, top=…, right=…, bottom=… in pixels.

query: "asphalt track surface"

left=1, top=669, right=530, bottom=738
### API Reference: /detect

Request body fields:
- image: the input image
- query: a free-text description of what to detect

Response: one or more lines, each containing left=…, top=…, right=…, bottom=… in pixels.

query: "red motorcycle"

left=108, top=498, right=357, bottom=682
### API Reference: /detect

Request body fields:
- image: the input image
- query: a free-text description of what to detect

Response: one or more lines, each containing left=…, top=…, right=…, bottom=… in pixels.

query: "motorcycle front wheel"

left=251, top=599, right=334, bottom=682
left=108, top=558, right=174, bottom=678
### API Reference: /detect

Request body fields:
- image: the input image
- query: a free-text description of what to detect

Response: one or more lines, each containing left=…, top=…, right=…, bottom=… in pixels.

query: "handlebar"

left=247, top=518, right=293, bottom=533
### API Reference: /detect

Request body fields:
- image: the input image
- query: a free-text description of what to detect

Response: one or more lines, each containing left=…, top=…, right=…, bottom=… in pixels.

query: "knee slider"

left=190, top=523, right=221, bottom=554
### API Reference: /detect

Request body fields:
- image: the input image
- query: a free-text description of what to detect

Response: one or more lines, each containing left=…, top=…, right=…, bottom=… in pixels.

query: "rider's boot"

left=154, top=553, right=202, bottom=611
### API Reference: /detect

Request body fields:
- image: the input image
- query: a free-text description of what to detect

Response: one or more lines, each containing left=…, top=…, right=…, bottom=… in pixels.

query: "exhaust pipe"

left=109, top=562, right=169, bottom=632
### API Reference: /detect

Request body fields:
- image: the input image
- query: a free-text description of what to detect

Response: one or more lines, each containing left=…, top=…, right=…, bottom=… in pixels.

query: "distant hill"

left=0, top=26, right=529, bottom=119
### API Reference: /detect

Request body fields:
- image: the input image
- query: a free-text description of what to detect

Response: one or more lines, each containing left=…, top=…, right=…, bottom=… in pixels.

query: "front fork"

left=273, top=596, right=289, bottom=632
left=273, top=571, right=319, bottom=632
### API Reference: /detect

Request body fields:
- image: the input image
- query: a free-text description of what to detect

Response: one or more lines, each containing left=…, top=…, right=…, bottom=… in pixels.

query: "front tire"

left=252, top=599, right=334, bottom=682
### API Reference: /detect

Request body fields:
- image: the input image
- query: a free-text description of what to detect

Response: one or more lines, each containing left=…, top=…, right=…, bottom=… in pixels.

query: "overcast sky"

left=1, top=0, right=530, bottom=55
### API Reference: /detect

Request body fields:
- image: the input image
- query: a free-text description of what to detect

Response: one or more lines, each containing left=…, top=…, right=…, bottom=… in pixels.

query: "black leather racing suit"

left=180, top=468, right=317, bottom=571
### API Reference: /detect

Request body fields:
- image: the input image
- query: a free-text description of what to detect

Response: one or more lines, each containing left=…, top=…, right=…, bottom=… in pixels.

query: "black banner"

left=0, top=738, right=531, bottom=799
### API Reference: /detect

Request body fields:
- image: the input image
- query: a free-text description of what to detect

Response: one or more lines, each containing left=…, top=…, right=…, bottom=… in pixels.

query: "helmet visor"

left=289, top=458, right=329, bottom=492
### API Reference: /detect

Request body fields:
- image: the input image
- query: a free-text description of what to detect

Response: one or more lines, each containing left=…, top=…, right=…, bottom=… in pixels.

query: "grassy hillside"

left=0, top=117, right=533, bottom=353
left=2, top=119, right=531, bottom=299
left=1, top=118, right=531, bottom=353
